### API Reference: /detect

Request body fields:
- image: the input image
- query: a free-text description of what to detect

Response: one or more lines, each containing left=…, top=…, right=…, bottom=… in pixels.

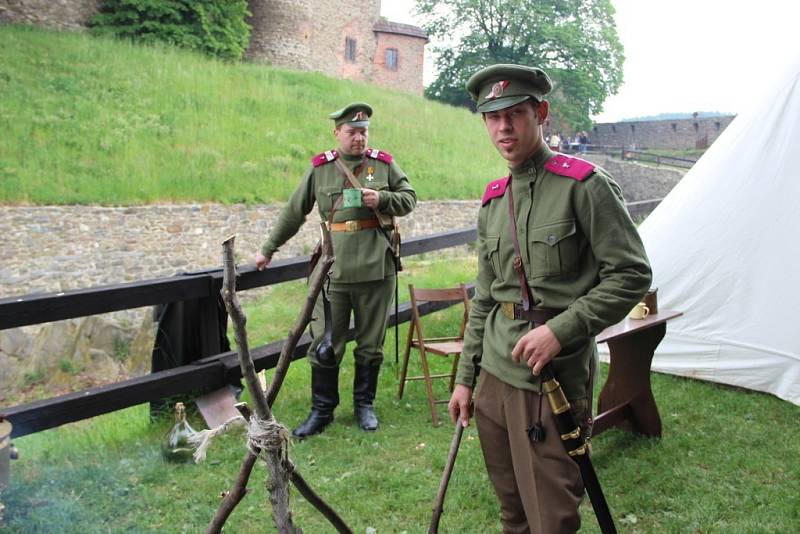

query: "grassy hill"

left=0, top=25, right=501, bottom=205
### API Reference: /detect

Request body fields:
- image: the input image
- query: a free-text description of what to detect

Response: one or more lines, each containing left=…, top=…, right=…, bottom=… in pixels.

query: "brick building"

left=0, top=0, right=429, bottom=95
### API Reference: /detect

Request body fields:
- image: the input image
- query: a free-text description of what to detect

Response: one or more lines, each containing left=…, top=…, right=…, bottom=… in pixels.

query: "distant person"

left=254, top=102, right=417, bottom=438
left=450, top=63, right=652, bottom=532
left=579, top=131, right=589, bottom=153
left=548, top=131, right=561, bottom=151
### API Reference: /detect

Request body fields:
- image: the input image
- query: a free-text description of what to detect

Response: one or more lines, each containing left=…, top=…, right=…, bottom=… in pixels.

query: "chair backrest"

left=407, top=283, right=471, bottom=341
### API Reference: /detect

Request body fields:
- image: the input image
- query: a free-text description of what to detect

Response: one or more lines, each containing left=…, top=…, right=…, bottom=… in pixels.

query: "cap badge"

left=353, top=111, right=367, bottom=121
left=487, top=80, right=510, bottom=100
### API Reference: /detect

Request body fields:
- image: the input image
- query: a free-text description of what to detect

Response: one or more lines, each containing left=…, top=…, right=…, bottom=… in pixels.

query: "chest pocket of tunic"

left=484, top=236, right=504, bottom=283
left=529, top=219, right=579, bottom=277
left=318, top=185, right=342, bottom=215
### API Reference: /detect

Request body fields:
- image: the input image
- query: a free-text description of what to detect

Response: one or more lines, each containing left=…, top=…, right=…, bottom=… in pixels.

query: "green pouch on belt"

left=343, top=188, right=362, bottom=208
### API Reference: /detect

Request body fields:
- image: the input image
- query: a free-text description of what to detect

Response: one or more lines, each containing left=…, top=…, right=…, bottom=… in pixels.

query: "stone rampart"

left=591, top=115, right=735, bottom=150
left=0, top=0, right=101, bottom=31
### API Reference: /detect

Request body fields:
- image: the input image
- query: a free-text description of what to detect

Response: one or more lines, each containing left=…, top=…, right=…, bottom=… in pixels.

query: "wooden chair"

left=398, top=283, right=470, bottom=426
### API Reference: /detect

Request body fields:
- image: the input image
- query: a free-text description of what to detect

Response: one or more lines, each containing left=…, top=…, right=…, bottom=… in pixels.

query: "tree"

left=416, top=0, right=624, bottom=130
left=91, top=0, right=251, bottom=62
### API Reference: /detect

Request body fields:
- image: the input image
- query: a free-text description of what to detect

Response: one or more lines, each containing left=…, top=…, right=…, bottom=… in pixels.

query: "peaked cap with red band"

left=329, top=102, right=372, bottom=127
left=466, top=64, right=552, bottom=112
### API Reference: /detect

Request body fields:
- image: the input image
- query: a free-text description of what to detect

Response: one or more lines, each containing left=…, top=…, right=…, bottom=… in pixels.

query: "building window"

left=385, top=48, right=399, bottom=71
left=345, top=38, right=356, bottom=62
left=671, top=123, right=677, bottom=132
left=715, top=121, right=721, bottom=130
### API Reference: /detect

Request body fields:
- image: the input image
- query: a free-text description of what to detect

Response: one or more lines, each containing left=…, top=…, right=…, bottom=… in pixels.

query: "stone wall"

left=246, top=0, right=381, bottom=83
left=372, top=30, right=426, bottom=95
left=245, top=0, right=313, bottom=72
left=0, top=0, right=102, bottom=31
left=584, top=155, right=685, bottom=202
left=591, top=115, right=736, bottom=150
left=0, top=158, right=684, bottom=401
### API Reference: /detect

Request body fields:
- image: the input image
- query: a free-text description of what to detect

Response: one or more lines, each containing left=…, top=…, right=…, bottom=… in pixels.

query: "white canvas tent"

left=608, top=54, right=800, bottom=406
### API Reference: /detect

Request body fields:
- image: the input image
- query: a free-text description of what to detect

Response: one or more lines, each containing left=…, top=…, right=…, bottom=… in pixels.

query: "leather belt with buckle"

left=329, top=218, right=380, bottom=232
left=499, top=303, right=563, bottom=325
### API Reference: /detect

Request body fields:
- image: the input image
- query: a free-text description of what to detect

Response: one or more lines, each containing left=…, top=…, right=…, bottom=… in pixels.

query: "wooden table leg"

left=593, top=323, right=665, bottom=438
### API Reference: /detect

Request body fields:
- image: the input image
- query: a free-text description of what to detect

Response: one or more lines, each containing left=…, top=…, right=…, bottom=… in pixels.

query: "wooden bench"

left=592, top=310, right=683, bottom=438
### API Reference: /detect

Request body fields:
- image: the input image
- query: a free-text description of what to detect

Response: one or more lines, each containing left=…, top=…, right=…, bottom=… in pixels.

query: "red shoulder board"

left=544, top=154, right=595, bottom=181
left=312, top=149, right=339, bottom=167
left=481, top=175, right=511, bottom=206
left=365, top=147, right=393, bottom=164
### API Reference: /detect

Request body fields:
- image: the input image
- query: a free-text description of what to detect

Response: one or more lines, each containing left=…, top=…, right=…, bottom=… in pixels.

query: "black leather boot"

left=353, top=363, right=381, bottom=431
left=292, top=365, right=339, bottom=439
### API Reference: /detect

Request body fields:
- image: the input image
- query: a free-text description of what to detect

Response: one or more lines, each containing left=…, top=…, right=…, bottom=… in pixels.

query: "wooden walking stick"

left=428, top=421, right=465, bottom=534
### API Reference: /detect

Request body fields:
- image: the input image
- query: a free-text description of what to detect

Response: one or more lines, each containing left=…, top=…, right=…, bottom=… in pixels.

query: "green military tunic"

left=455, top=145, right=652, bottom=401
left=260, top=148, right=416, bottom=366
left=261, top=149, right=416, bottom=282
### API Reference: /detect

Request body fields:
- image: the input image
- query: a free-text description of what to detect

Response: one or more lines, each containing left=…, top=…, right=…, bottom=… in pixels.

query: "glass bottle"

left=161, top=402, right=196, bottom=463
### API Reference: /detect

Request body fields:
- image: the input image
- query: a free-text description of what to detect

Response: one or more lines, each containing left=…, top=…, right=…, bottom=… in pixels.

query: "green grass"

left=3, top=256, right=798, bottom=533
left=0, top=25, right=502, bottom=205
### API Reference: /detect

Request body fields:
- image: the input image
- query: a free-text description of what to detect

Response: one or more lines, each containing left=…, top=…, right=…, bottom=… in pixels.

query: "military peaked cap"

left=329, top=102, right=373, bottom=127
left=466, top=64, right=552, bottom=112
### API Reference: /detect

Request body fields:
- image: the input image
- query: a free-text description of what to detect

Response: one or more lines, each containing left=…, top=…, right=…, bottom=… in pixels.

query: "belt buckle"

left=345, top=220, right=360, bottom=232
left=501, top=302, right=515, bottom=320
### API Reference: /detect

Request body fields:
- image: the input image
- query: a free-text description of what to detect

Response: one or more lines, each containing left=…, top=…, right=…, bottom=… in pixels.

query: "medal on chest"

left=366, top=166, right=375, bottom=182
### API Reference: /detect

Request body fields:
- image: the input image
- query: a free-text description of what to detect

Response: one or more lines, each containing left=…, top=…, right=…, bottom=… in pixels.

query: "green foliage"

left=22, top=370, right=45, bottom=386
left=91, top=0, right=251, bottom=61
left=113, top=335, right=131, bottom=362
left=59, top=359, right=79, bottom=374
left=417, top=0, right=625, bottom=130
left=0, top=26, right=501, bottom=205
left=2, top=257, right=799, bottom=532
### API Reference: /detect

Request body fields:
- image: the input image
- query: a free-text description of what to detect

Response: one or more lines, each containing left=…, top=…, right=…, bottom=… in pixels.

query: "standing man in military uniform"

left=255, top=102, right=416, bottom=438
left=448, top=65, right=652, bottom=532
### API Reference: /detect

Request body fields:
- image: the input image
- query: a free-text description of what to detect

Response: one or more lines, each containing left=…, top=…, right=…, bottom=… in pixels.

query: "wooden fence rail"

left=1, top=228, right=477, bottom=438
left=0, top=228, right=477, bottom=330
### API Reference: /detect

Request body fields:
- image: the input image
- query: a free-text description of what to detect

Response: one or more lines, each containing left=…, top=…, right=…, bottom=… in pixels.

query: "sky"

left=381, top=0, right=800, bottom=122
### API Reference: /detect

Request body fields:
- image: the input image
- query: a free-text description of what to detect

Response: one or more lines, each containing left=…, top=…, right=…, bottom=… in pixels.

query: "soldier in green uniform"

left=448, top=65, right=652, bottom=532
left=255, top=102, right=416, bottom=438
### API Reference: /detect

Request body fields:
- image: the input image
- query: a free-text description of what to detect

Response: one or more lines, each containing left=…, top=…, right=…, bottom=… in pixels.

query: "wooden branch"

left=429, top=422, right=465, bottom=534
left=205, top=451, right=258, bottom=534
left=289, top=463, right=353, bottom=534
left=221, top=236, right=270, bottom=419
left=267, top=222, right=334, bottom=406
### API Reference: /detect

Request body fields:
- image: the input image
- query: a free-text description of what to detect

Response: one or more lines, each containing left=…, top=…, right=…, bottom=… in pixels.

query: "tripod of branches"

left=210, top=225, right=352, bottom=534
